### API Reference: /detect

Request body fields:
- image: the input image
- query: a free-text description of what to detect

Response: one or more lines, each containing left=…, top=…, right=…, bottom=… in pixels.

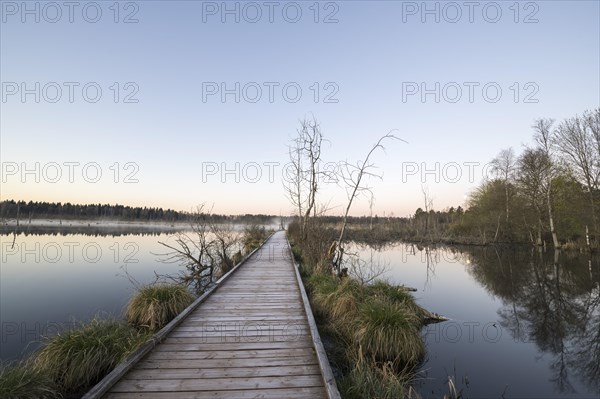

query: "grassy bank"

left=288, top=224, right=430, bottom=398
left=0, top=283, right=193, bottom=398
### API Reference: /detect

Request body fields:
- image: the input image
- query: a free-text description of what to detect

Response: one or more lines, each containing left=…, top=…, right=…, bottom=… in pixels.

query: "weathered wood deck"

left=85, top=231, right=339, bottom=399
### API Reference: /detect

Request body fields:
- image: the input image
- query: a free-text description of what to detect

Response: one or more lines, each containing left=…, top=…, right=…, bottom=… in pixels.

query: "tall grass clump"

left=34, top=318, right=148, bottom=394
left=313, top=277, right=364, bottom=325
left=355, top=297, right=425, bottom=366
left=365, top=280, right=428, bottom=320
left=126, top=283, right=195, bottom=331
left=339, top=350, right=416, bottom=399
left=0, top=363, right=60, bottom=399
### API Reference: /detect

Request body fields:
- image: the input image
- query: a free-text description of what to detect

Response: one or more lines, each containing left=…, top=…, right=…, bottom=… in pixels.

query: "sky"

left=1, top=0, right=599, bottom=217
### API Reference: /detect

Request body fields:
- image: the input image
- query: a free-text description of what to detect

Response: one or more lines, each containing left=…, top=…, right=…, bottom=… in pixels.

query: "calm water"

left=0, top=228, right=246, bottom=362
left=352, top=242, right=600, bottom=399
left=2, top=230, right=599, bottom=399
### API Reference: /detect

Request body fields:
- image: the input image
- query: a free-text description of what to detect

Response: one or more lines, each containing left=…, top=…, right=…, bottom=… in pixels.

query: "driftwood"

left=422, top=310, right=449, bottom=324
left=399, top=285, right=417, bottom=292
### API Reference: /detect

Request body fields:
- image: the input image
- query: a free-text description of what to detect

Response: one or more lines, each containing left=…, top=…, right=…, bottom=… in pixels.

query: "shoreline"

left=1, top=218, right=190, bottom=229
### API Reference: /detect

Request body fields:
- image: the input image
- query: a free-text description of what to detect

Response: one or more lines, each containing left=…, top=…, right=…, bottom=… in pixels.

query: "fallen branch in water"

left=422, top=310, right=449, bottom=324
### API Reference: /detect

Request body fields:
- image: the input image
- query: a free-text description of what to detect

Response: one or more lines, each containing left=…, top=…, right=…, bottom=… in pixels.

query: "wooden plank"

left=193, top=308, right=304, bottom=313
left=105, top=386, right=327, bottom=399
left=154, top=341, right=315, bottom=351
left=111, top=375, right=324, bottom=392
left=135, top=355, right=319, bottom=369
left=184, top=317, right=307, bottom=323
left=146, top=348, right=315, bottom=360
left=162, top=332, right=311, bottom=344
left=123, top=365, right=322, bottom=379
left=175, top=324, right=309, bottom=332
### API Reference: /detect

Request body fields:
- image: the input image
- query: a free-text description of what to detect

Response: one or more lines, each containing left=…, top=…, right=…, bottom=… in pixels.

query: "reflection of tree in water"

left=463, top=246, right=600, bottom=394
left=0, top=225, right=189, bottom=237
left=413, top=243, right=441, bottom=290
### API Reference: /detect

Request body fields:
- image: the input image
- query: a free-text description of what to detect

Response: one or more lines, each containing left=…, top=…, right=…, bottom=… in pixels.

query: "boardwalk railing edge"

left=82, top=231, right=276, bottom=399
left=287, top=236, right=342, bottom=399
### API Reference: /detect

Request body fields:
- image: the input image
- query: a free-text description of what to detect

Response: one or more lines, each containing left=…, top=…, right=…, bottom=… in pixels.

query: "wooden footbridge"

left=84, top=231, right=340, bottom=399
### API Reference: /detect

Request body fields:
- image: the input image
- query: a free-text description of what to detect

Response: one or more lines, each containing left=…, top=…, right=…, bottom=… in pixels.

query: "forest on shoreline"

left=0, top=200, right=279, bottom=226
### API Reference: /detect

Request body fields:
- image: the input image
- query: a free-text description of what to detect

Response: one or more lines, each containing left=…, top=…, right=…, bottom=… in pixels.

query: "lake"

left=351, top=242, right=600, bottom=398
left=0, top=226, right=245, bottom=362
left=2, top=228, right=599, bottom=398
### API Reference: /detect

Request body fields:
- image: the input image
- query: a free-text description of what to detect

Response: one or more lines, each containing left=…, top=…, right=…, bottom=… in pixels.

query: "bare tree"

left=284, top=118, right=325, bottom=237
left=332, top=132, right=404, bottom=272
left=585, top=108, right=600, bottom=158
left=533, top=118, right=560, bottom=248
left=300, top=118, right=324, bottom=233
left=155, top=205, right=240, bottom=295
left=284, top=136, right=306, bottom=228
left=518, top=147, right=552, bottom=245
left=554, top=111, right=600, bottom=233
left=490, top=147, right=517, bottom=223
left=368, top=193, right=375, bottom=231
left=209, top=220, right=240, bottom=276
left=421, top=185, right=434, bottom=238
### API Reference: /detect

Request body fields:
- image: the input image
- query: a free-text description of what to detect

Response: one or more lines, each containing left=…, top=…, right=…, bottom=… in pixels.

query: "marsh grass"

left=126, top=283, right=195, bottom=331
left=339, top=348, right=420, bottom=399
left=366, top=280, right=429, bottom=321
left=305, top=270, right=427, bottom=397
left=354, top=297, right=425, bottom=366
left=0, top=363, right=60, bottom=399
left=34, top=318, right=148, bottom=394
left=309, top=272, right=426, bottom=365
left=310, top=274, right=363, bottom=322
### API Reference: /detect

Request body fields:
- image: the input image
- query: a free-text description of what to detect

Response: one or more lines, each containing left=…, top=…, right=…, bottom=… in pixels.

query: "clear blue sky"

left=1, top=0, right=599, bottom=216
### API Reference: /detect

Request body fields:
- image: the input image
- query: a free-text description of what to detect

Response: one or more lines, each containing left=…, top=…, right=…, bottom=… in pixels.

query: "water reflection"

left=0, top=224, right=189, bottom=237
left=465, top=247, right=600, bottom=394
left=0, top=231, right=184, bottom=362
left=350, top=241, right=600, bottom=398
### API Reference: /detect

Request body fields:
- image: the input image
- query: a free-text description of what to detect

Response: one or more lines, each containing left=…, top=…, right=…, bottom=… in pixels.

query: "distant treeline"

left=0, top=200, right=280, bottom=225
